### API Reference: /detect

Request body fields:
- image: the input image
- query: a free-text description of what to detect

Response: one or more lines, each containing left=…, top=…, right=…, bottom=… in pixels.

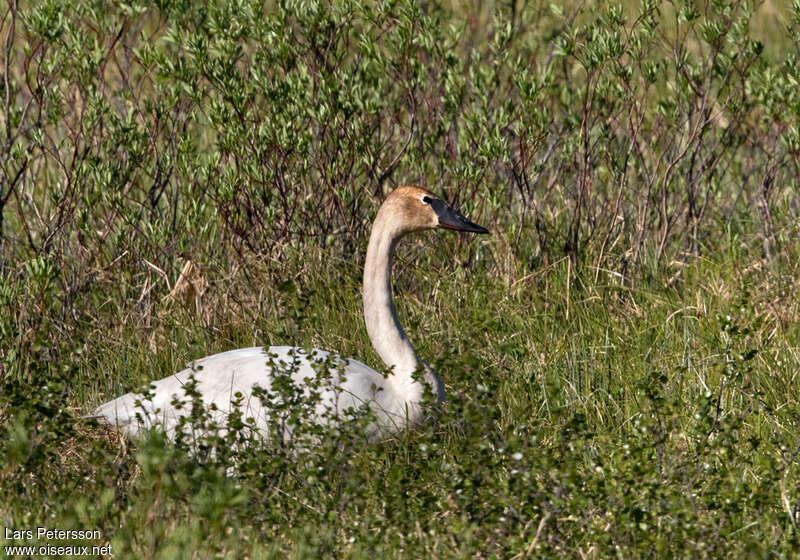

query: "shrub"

left=1, top=0, right=799, bottom=557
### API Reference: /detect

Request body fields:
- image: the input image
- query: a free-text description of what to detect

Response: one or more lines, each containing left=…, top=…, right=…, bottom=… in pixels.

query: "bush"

left=1, top=0, right=800, bottom=557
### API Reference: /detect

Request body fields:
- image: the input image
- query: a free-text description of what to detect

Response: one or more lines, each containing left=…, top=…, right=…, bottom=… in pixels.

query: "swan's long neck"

left=363, top=209, right=444, bottom=403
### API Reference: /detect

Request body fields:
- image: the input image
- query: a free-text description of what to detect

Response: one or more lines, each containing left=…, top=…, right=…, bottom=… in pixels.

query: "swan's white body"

left=92, top=346, right=414, bottom=441
left=92, top=186, right=487, bottom=442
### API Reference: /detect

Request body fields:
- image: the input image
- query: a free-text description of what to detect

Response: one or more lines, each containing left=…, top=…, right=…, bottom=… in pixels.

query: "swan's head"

left=383, top=186, right=489, bottom=235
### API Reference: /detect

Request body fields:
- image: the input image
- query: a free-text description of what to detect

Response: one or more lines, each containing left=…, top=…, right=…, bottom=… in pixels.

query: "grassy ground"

left=2, top=0, right=800, bottom=557
left=5, top=224, right=800, bottom=558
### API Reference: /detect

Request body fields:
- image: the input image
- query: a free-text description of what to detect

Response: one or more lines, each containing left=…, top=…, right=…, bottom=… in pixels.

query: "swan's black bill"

left=429, top=198, right=489, bottom=234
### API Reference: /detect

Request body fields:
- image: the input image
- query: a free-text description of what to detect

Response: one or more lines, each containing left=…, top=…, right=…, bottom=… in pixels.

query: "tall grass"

left=1, top=0, right=800, bottom=557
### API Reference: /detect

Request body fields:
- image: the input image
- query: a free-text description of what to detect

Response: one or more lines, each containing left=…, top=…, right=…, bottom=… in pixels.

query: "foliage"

left=1, top=0, right=800, bottom=557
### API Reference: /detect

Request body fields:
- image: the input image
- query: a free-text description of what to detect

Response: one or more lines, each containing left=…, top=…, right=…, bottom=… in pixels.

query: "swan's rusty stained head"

left=381, top=186, right=489, bottom=235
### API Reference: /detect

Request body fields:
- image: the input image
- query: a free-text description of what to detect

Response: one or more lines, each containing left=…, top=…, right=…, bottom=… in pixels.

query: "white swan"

left=91, top=186, right=488, bottom=442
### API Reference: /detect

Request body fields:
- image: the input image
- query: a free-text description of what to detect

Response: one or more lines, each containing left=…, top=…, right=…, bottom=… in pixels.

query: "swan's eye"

left=421, top=196, right=432, bottom=205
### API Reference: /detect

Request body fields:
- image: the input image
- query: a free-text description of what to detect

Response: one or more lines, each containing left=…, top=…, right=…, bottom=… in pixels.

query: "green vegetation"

left=2, top=0, right=800, bottom=556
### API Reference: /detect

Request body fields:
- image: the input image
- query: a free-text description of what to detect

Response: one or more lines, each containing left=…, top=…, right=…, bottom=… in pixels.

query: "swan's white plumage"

left=93, top=346, right=412, bottom=441
left=91, top=186, right=487, bottom=442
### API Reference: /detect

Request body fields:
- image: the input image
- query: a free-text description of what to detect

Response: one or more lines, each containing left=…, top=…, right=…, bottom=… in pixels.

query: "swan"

left=91, top=186, right=488, bottom=443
